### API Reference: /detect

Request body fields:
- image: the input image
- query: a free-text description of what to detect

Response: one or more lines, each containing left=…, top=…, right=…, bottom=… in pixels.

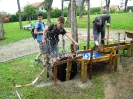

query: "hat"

left=95, top=17, right=102, bottom=25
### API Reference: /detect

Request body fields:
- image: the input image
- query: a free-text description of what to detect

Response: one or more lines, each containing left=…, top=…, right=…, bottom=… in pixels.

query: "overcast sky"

left=0, top=0, right=133, bottom=14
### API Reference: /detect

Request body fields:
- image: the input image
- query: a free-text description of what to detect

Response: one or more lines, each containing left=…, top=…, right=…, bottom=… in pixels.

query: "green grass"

left=0, top=53, right=105, bottom=99
left=76, top=13, right=133, bottom=30
left=0, top=21, right=31, bottom=45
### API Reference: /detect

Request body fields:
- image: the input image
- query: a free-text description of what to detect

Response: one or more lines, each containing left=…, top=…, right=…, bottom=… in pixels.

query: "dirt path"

left=103, top=57, right=133, bottom=99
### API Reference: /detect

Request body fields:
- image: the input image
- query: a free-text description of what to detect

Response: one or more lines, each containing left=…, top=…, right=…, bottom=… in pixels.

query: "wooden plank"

left=53, top=56, right=82, bottom=66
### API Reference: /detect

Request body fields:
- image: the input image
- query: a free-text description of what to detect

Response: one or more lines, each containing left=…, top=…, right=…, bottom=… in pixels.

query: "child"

left=42, top=16, right=78, bottom=66
left=34, top=13, right=46, bottom=66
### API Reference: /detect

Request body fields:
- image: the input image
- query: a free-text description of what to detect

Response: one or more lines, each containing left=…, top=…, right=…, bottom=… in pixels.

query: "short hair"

left=37, top=12, right=43, bottom=17
left=58, top=16, right=65, bottom=23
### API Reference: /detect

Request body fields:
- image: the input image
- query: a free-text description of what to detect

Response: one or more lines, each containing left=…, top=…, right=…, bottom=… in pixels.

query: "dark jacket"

left=93, top=14, right=111, bottom=41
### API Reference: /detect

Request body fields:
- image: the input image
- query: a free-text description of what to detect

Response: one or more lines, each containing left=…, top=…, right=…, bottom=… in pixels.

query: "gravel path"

left=0, top=28, right=131, bottom=63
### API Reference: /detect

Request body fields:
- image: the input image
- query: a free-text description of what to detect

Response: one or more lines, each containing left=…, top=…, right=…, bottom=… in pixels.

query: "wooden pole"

left=107, top=26, right=110, bottom=45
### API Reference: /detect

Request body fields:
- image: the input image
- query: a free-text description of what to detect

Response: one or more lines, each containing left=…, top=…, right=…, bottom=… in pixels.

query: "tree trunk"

left=47, top=8, right=51, bottom=25
left=0, top=17, right=5, bottom=39
left=45, top=0, right=53, bottom=25
left=17, top=0, right=23, bottom=29
left=29, top=15, right=31, bottom=23
left=87, top=0, right=90, bottom=49
left=106, top=0, right=110, bottom=14
left=79, top=0, right=85, bottom=18
left=124, top=0, right=128, bottom=12
left=61, top=1, right=64, bottom=16
left=66, top=1, right=71, bottom=24
left=71, top=0, right=78, bottom=44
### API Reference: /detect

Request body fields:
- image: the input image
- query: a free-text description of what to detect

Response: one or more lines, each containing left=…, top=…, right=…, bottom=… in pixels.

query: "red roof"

left=30, top=1, right=44, bottom=7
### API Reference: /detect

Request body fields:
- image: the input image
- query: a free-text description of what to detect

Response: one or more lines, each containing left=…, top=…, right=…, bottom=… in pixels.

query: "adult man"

left=34, top=13, right=46, bottom=66
left=93, top=14, right=111, bottom=46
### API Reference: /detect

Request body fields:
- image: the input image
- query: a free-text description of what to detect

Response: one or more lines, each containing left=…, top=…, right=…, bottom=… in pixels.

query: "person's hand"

left=74, top=42, right=78, bottom=46
left=95, top=41, right=99, bottom=46
left=42, top=39, right=46, bottom=45
left=106, top=23, right=110, bottom=26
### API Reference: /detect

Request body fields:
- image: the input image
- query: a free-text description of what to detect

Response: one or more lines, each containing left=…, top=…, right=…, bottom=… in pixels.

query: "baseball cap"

left=95, top=17, right=102, bottom=25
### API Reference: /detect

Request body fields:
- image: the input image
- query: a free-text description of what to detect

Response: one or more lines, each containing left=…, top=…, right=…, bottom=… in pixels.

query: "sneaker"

left=35, top=59, right=43, bottom=64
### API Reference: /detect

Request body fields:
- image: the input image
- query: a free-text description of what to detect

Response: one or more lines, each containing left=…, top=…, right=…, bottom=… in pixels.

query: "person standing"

left=34, top=13, right=46, bottom=66
left=93, top=14, right=111, bottom=46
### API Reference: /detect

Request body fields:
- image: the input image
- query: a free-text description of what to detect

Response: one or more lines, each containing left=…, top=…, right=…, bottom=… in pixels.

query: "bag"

left=31, top=22, right=45, bottom=39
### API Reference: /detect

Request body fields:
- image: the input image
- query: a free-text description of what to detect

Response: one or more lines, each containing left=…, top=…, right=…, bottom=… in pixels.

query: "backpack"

left=31, top=22, right=45, bottom=39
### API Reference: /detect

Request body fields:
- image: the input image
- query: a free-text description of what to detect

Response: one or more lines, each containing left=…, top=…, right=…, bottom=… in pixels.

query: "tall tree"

left=86, top=0, right=90, bottom=49
left=79, top=0, right=85, bottom=18
left=44, top=0, right=53, bottom=24
left=24, top=5, right=36, bottom=23
left=124, top=0, right=129, bottom=12
left=105, top=0, right=110, bottom=14
left=0, top=13, right=5, bottom=40
left=66, top=1, right=71, bottom=23
left=17, top=0, right=23, bottom=29
left=71, top=0, right=78, bottom=43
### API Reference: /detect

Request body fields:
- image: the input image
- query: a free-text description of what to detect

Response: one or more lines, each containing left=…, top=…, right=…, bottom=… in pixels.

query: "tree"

left=0, top=13, right=5, bottom=40
left=24, top=5, right=37, bottom=23
left=66, top=1, right=71, bottom=23
left=124, top=0, right=129, bottom=12
left=105, top=0, right=110, bottom=14
left=86, top=0, right=90, bottom=49
left=71, top=0, right=78, bottom=44
left=44, top=0, right=53, bottom=24
left=17, top=0, right=23, bottom=29
left=79, top=0, right=85, bottom=18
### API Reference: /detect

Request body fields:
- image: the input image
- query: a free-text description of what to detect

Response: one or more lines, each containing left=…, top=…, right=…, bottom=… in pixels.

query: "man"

left=93, top=14, right=111, bottom=46
left=42, top=16, right=78, bottom=66
left=34, top=13, right=46, bottom=66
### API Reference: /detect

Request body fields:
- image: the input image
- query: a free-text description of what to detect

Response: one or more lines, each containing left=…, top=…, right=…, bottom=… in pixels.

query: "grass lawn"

left=0, top=53, right=106, bottom=99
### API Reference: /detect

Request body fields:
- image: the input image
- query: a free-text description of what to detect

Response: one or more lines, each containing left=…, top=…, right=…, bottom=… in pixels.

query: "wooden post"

left=127, top=44, right=131, bottom=57
left=66, top=57, right=72, bottom=81
left=54, top=65, right=57, bottom=86
left=71, top=44, right=74, bottom=53
left=109, top=48, right=113, bottom=73
left=107, top=26, right=110, bottom=45
left=83, top=46, right=86, bottom=50
left=89, top=48, right=93, bottom=79
left=114, top=54, right=120, bottom=72
left=81, top=60, right=87, bottom=83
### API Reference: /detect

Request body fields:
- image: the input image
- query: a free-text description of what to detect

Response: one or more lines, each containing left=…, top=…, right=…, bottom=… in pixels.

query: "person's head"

left=95, top=16, right=102, bottom=26
left=57, top=16, right=65, bottom=29
left=37, top=12, right=43, bottom=22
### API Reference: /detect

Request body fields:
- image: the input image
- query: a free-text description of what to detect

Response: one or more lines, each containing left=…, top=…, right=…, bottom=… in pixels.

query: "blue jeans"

left=46, top=43, right=58, bottom=56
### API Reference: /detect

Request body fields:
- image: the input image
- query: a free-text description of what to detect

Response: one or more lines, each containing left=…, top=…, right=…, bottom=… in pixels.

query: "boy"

left=93, top=14, right=111, bottom=46
left=42, top=16, right=78, bottom=65
left=34, top=13, right=46, bottom=66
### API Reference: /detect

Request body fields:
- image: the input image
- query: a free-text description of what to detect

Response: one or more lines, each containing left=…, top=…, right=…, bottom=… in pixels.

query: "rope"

left=13, top=68, right=45, bottom=98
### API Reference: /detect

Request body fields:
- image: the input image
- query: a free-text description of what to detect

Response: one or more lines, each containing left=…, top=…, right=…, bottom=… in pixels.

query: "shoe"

left=35, top=59, right=43, bottom=64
